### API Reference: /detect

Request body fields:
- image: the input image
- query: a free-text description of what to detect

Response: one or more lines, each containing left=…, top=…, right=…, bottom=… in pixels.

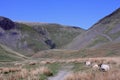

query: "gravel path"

left=48, top=70, right=70, bottom=80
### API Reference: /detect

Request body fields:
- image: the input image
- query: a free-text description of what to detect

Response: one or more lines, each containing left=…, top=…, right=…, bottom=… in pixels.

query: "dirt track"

left=48, top=70, right=70, bottom=80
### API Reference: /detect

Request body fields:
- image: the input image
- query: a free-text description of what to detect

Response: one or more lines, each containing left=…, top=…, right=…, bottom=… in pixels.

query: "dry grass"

left=64, top=69, right=120, bottom=80
left=0, top=57, right=119, bottom=80
left=40, top=60, right=51, bottom=64
left=0, top=66, right=53, bottom=80
left=64, top=57, right=120, bottom=80
left=29, top=61, right=37, bottom=65
left=47, top=57, right=119, bottom=65
left=0, top=67, right=21, bottom=74
left=39, top=66, right=53, bottom=76
left=14, top=63, right=23, bottom=66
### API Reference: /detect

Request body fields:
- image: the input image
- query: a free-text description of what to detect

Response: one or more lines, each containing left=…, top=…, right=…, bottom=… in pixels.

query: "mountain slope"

left=0, top=16, right=85, bottom=56
left=65, top=8, right=120, bottom=50
left=21, top=22, right=85, bottom=48
left=0, top=44, right=26, bottom=61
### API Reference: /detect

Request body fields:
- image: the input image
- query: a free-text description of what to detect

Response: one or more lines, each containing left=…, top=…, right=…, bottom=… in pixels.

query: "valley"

left=0, top=8, right=120, bottom=80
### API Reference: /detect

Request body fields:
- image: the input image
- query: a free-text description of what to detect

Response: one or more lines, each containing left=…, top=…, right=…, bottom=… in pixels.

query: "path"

left=48, top=70, right=70, bottom=80
left=94, top=30, right=113, bottom=41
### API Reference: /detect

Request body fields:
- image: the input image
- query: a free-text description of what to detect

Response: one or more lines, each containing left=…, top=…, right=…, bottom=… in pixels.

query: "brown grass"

left=14, top=63, right=23, bottom=66
left=39, top=66, right=53, bottom=76
left=40, top=60, right=51, bottom=64
left=64, top=69, right=120, bottom=80
left=0, top=57, right=119, bottom=80
left=0, top=66, right=53, bottom=80
left=29, top=61, right=37, bottom=65
left=64, top=57, right=120, bottom=80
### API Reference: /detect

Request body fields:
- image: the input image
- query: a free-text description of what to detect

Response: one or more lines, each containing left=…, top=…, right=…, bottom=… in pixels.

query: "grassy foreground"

left=0, top=57, right=119, bottom=80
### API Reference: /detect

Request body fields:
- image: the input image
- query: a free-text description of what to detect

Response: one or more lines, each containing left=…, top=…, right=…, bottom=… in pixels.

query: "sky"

left=0, top=0, right=120, bottom=29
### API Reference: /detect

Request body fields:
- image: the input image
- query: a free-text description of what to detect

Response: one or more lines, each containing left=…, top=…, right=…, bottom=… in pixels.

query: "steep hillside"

left=22, top=22, right=85, bottom=48
left=65, top=8, right=120, bottom=50
left=0, top=16, right=85, bottom=56
left=0, top=44, right=26, bottom=61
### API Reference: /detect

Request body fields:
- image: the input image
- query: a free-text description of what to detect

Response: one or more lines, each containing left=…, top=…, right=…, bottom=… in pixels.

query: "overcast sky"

left=0, top=0, right=120, bottom=29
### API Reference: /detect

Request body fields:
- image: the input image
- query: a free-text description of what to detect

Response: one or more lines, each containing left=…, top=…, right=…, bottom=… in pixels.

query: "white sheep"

left=92, top=64, right=99, bottom=70
left=85, top=61, right=91, bottom=66
left=99, top=64, right=110, bottom=71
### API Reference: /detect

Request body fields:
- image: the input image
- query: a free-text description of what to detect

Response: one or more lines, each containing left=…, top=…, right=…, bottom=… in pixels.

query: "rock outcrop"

left=0, top=16, right=15, bottom=30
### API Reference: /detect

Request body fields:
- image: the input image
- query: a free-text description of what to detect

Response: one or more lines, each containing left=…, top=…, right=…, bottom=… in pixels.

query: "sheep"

left=85, top=61, right=91, bottom=66
left=92, top=64, right=99, bottom=71
left=99, top=64, right=110, bottom=72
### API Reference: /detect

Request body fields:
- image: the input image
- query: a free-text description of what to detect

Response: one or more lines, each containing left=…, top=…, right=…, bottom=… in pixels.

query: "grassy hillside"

left=0, top=44, right=26, bottom=61
left=17, top=23, right=49, bottom=54
left=0, top=19, right=85, bottom=57
left=33, top=42, right=120, bottom=59
left=65, top=8, right=120, bottom=50
left=1, top=8, right=120, bottom=60
left=17, top=22, right=85, bottom=54
left=28, top=23, right=84, bottom=48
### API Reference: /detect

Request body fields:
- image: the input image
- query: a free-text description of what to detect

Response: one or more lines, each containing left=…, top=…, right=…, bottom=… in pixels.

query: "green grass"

left=22, top=62, right=60, bottom=80
left=0, top=46, right=23, bottom=61
left=105, top=50, right=118, bottom=57
left=51, top=31, right=81, bottom=48
left=23, top=63, right=39, bottom=70
left=34, top=49, right=92, bottom=59
left=24, top=38, right=48, bottom=53
left=25, top=38, right=48, bottom=52
left=39, top=74, right=47, bottom=80
left=47, top=63, right=60, bottom=75
left=87, top=35, right=109, bottom=47
left=48, top=29, right=81, bottom=48
left=104, top=26, right=113, bottom=34
left=18, top=23, right=40, bottom=39
left=18, top=23, right=37, bottom=33
left=109, top=31, right=120, bottom=40
left=72, top=63, right=90, bottom=72
left=63, top=49, right=87, bottom=58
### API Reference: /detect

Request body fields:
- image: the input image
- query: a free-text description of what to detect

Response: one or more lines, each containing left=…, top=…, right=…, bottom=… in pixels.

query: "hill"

left=65, top=8, right=120, bottom=50
left=32, top=42, right=120, bottom=59
left=1, top=8, right=120, bottom=59
left=0, top=44, right=27, bottom=61
left=0, top=16, right=85, bottom=56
